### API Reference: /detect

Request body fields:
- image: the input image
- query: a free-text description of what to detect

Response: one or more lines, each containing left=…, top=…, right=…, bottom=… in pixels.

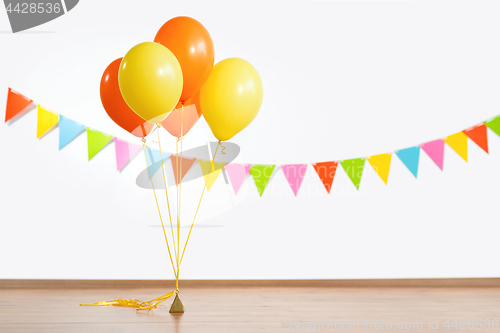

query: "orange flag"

left=463, top=124, right=488, bottom=154
left=312, top=161, right=338, bottom=193
left=170, top=155, right=197, bottom=185
left=5, top=88, right=33, bottom=122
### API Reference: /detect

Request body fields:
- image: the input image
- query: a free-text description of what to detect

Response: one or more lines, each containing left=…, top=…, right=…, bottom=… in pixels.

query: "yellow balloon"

left=200, top=58, right=263, bottom=141
left=119, top=42, right=183, bottom=123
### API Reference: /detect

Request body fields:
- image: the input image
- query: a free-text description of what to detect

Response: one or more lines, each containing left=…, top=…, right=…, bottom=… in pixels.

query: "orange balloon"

left=100, top=58, right=154, bottom=137
left=161, top=93, right=202, bottom=138
left=154, top=16, right=214, bottom=103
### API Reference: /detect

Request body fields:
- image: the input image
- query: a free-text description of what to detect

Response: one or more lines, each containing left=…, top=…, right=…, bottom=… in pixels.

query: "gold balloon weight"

left=169, top=293, right=185, bottom=313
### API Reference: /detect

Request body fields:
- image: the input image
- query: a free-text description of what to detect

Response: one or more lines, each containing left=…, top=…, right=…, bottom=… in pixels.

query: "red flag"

left=463, top=124, right=488, bottom=154
left=312, top=161, right=338, bottom=193
left=5, top=88, right=33, bottom=122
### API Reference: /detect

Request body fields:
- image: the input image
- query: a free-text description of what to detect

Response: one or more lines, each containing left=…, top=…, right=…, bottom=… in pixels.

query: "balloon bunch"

left=100, top=16, right=263, bottom=141
left=95, top=17, right=263, bottom=313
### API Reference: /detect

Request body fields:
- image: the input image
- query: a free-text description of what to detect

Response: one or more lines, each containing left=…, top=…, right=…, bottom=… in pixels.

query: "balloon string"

left=141, top=140, right=177, bottom=278
left=80, top=139, right=180, bottom=311
left=175, top=104, right=185, bottom=289
left=174, top=138, right=180, bottom=290
left=156, top=124, right=177, bottom=265
left=180, top=141, right=220, bottom=266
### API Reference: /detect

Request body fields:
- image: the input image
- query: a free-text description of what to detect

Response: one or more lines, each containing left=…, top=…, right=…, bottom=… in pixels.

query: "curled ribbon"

left=80, top=290, right=176, bottom=311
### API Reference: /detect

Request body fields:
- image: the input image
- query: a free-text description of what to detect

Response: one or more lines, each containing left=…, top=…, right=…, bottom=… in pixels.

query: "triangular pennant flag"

left=249, top=165, right=276, bottom=196
left=143, top=148, right=166, bottom=179
left=114, top=138, right=137, bottom=171
left=395, top=146, right=420, bottom=178
left=340, top=158, right=365, bottom=190
left=312, top=161, right=338, bottom=193
left=87, top=127, right=113, bottom=161
left=199, top=160, right=225, bottom=191
left=128, top=143, right=141, bottom=161
left=366, top=153, right=392, bottom=185
left=485, top=116, right=500, bottom=137
left=444, top=132, right=468, bottom=162
left=420, top=139, right=444, bottom=170
left=463, top=124, right=489, bottom=154
left=59, top=115, right=85, bottom=150
left=281, top=164, right=307, bottom=196
left=5, top=88, right=33, bottom=122
left=36, top=105, right=59, bottom=139
left=170, top=155, right=197, bottom=185
left=224, top=163, right=251, bottom=194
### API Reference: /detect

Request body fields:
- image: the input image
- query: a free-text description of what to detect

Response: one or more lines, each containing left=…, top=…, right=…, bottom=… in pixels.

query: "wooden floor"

left=1, top=283, right=499, bottom=332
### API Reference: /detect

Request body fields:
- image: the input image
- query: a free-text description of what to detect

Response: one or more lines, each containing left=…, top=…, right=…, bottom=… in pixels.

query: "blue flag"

left=59, top=115, right=85, bottom=150
left=395, top=146, right=420, bottom=178
left=145, top=148, right=169, bottom=179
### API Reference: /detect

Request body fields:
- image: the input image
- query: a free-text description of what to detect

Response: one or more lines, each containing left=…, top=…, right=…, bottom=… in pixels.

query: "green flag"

left=485, top=116, right=500, bottom=137
left=249, top=164, right=275, bottom=196
left=340, top=158, right=365, bottom=190
left=87, top=127, right=113, bottom=161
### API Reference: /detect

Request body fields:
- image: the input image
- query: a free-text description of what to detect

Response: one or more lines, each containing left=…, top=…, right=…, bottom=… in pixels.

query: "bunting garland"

left=5, top=87, right=500, bottom=197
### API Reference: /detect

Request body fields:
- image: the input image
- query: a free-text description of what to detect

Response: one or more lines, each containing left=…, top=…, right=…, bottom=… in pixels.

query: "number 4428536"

left=5, top=3, right=62, bottom=14
left=444, top=319, right=498, bottom=330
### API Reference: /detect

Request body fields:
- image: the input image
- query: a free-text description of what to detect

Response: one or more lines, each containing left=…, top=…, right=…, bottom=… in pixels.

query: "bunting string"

left=5, top=88, right=500, bottom=199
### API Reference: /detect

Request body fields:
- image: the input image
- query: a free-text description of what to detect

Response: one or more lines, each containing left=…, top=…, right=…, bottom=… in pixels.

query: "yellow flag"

left=198, top=160, right=225, bottom=191
left=444, top=132, right=468, bottom=162
left=367, top=153, right=392, bottom=185
left=36, top=105, right=59, bottom=138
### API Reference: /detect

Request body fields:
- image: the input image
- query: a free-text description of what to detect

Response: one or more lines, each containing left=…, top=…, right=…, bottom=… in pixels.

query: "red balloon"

left=161, top=92, right=202, bottom=138
left=154, top=16, right=214, bottom=103
left=100, top=58, right=154, bottom=137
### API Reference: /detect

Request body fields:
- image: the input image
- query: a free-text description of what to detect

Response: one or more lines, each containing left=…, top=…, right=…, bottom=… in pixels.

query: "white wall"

left=1, top=0, right=500, bottom=280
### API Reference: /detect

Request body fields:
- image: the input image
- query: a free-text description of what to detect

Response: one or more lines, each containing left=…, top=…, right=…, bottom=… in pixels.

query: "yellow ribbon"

left=80, top=290, right=176, bottom=311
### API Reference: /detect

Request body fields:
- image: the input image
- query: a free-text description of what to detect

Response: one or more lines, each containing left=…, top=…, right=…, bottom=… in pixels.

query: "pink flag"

left=114, top=138, right=130, bottom=171
left=224, top=163, right=251, bottom=194
left=114, top=138, right=142, bottom=171
left=420, top=139, right=444, bottom=170
left=282, top=164, right=307, bottom=196
left=128, top=142, right=141, bottom=160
